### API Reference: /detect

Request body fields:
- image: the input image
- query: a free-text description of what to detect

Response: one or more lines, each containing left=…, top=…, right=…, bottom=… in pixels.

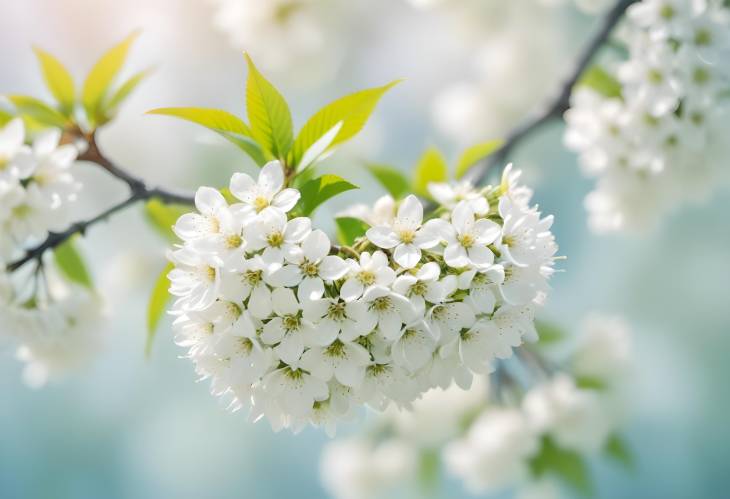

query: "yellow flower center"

left=226, top=234, right=243, bottom=249
left=357, top=270, right=376, bottom=286
left=267, top=231, right=285, bottom=248
left=253, top=196, right=270, bottom=213
left=245, top=269, right=262, bottom=286
left=371, top=296, right=392, bottom=312
left=458, top=233, right=475, bottom=248
left=283, top=314, right=301, bottom=332
left=398, top=230, right=416, bottom=244
left=327, top=302, right=347, bottom=321
left=301, top=260, right=319, bottom=277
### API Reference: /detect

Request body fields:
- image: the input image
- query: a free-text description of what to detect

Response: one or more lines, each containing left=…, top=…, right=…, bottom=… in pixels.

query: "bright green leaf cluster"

left=144, top=199, right=190, bottom=242
left=577, top=65, right=623, bottom=99
left=366, top=139, right=502, bottom=201
left=529, top=436, right=593, bottom=496
left=146, top=262, right=174, bottom=356
left=6, top=32, right=150, bottom=131
left=335, top=217, right=370, bottom=246
left=149, top=54, right=398, bottom=172
left=294, top=174, right=359, bottom=217
left=53, top=237, right=94, bottom=290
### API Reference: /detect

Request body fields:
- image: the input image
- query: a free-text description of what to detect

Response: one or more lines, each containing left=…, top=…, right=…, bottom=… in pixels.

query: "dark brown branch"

left=465, top=0, right=639, bottom=185
left=5, top=134, right=195, bottom=272
left=6, top=0, right=637, bottom=273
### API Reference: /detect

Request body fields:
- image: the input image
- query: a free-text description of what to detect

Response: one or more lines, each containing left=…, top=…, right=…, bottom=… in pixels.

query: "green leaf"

left=335, top=217, right=370, bottom=246
left=455, top=139, right=504, bottom=179
left=147, top=107, right=266, bottom=166
left=530, top=437, right=593, bottom=497
left=291, top=80, right=400, bottom=167
left=535, top=320, right=565, bottom=345
left=32, top=47, right=76, bottom=116
left=144, top=199, right=189, bottom=242
left=577, top=65, right=622, bottom=99
left=220, top=187, right=237, bottom=204
left=82, top=31, right=139, bottom=126
left=146, top=262, right=173, bottom=356
left=604, top=434, right=634, bottom=469
left=295, top=174, right=358, bottom=217
left=245, top=53, right=293, bottom=160
left=53, top=238, right=93, bottom=289
left=7, top=95, right=70, bottom=128
left=0, top=110, right=13, bottom=126
left=413, top=146, right=448, bottom=198
left=366, top=163, right=410, bottom=199
left=417, top=449, right=441, bottom=493
left=575, top=376, right=608, bottom=391
left=105, top=67, right=153, bottom=112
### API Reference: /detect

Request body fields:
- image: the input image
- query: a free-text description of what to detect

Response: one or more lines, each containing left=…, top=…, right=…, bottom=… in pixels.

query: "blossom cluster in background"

left=168, top=161, right=558, bottom=434
left=204, top=0, right=352, bottom=83
left=423, top=0, right=569, bottom=143
left=565, top=0, right=730, bottom=233
left=320, top=313, right=633, bottom=499
left=0, top=118, right=101, bottom=388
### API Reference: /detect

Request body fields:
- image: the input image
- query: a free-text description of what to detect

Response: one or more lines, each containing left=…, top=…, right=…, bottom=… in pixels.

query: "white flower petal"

left=366, top=226, right=399, bottom=249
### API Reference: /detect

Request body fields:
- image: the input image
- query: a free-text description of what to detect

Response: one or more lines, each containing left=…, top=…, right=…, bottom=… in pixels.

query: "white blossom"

left=444, top=408, right=539, bottom=494
left=229, top=160, right=300, bottom=216
left=366, top=195, right=441, bottom=269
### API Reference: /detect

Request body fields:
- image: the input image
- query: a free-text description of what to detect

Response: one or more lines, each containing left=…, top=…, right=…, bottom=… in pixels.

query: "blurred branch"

left=465, top=0, right=638, bottom=185
left=5, top=133, right=195, bottom=273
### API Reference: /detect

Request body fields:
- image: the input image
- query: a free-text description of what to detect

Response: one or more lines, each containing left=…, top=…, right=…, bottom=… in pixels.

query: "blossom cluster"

left=168, top=160, right=558, bottom=434
left=565, top=0, right=730, bottom=232
left=205, top=0, right=351, bottom=82
left=320, top=313, right=632, bottom=499
left=427, top=0, right=567, bottom=143
left=0, top=118, right=100, bottom=387
left=0, top=119, right=80, bottom=258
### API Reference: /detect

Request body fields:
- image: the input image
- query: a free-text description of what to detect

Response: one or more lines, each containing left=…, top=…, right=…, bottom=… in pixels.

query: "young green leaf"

left=146, top=261, right=173, bottom=356
left=529, top=437, right=593, bottom=497
left=147, top=107, right=266, bottom=166
left=297, top=121, right=342, bottom=171
left=604, top=434, right=634, bottom=469
left=535, top=320, right=565, bottom=346
left=82, top=31, right=140, bottom=126
left=455, top=139, right=504, bottom=179
left=32, top=47, right=75, bottom=116
left=144, top=199, right=189, bottom=241
left=245, top=53, right=293, bottom=160
left=577, top=65, right=622, bottom=99
left=366, top=163, right=410, bottom=199
left=0, top=110, right=14, bottom=126
left=574, top=376, right=608, bottom=391
left=295, top=174, right=358, bottom=217
left=53, top=238, right=93, bottom=289
left=105, top=67, right=153, bottom=113
left=291, top=80, right=401, bottom=167
left=7, top=95, right=70, bottom=128
left=335, top=217, right=370, bottom=246
left=413, top=146, right=448, bottom=198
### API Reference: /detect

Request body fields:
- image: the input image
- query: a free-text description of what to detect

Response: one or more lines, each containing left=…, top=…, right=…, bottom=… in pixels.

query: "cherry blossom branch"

left=5, top=134, right=195, bottom=273
left=6, top=0, right=637, bottom=274
left=465, top=0, right=638, bottom=186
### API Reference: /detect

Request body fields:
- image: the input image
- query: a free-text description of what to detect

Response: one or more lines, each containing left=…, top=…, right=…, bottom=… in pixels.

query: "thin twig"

left=5, top=134, right=195, bottom=272
left=6, top=0, right=636, bottom=273
left=465, top=0, right=638, bottom=186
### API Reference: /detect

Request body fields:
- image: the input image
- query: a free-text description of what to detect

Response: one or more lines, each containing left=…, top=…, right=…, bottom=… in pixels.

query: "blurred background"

left=1, top=0, right=729, bottom=497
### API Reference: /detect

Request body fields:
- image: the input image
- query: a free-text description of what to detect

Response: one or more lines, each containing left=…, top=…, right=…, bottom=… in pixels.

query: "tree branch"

left=465, top=0, right=638, bottom=186
left=5, top=134, right=195, bottom=272
left=5, top=0, right=636, bottom=273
